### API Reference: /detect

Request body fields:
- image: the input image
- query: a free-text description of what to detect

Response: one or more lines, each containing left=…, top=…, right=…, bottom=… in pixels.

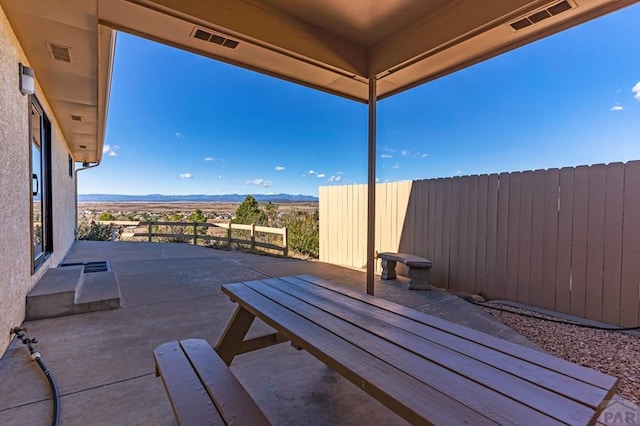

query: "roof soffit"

left=125, top=0, right=369, bottom=77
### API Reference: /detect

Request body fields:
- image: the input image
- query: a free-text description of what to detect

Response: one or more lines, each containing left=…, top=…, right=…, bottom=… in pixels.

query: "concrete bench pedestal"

left=378, top=252, right=433, bottom=290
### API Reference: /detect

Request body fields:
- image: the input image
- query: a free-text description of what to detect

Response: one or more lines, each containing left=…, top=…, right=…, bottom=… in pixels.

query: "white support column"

left=366, top=78, right=377, bottom=295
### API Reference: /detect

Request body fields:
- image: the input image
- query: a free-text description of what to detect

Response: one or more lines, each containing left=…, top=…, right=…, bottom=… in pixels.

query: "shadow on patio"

left=0, top=240, right=539, bottom=425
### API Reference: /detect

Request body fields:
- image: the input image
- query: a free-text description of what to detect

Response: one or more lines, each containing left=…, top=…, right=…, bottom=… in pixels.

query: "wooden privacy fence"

left=319, top=161, right=640, bottom=327
left=134, top=221, right=289, bottom=257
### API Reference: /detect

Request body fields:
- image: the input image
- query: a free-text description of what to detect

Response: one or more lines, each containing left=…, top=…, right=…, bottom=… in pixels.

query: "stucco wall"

left=0, top=7, right=77, bottom=356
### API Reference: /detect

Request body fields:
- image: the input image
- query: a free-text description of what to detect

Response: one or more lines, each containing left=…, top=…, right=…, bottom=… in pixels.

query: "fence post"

left=193, top=222, right=198, bottom=245
left=283, top=227, right=288, bottom=257
left=227, top=223, right=232, bottom=249
left=148, top=221, right=153, bottom=242
left=111, top=227, right=117, bottom=242
left=251, top=224, right=256, bottom=252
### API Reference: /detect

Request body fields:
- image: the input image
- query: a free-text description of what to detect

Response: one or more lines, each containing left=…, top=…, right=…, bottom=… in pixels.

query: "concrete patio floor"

left=0, top=241, right=543, bottom=425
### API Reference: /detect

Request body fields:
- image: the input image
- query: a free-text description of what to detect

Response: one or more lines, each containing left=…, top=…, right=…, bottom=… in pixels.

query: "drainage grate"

left=59, top=261, right=111, bottom=273
left=83, top=261, right=110, bottom=273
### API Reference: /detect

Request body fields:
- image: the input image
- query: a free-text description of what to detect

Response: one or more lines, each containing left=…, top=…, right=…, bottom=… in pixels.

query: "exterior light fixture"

left=19, top=63, right=35, bottom=95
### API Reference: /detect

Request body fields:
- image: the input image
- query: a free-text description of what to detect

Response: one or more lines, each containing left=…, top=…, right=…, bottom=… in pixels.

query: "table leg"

left=215, top=305, right=256, bottom=365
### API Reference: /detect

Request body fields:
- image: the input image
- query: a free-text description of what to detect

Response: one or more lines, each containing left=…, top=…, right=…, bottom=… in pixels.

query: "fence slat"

left=440, top=178, right=452, bottom=288
left=556, top=167, right=574, bottom=314
left=466, top=175, right=479, bottom=294
left=432, top=179, right=445, bottom=286
left=494, top=173, right=510, bottom=300
left=621, top=161, right=640, bottom=327
left=457, top=176, right=470, bottom=292
left=448, top=177, right=462, bottom=290
left=506, top=172, right=521, bottom=302
left=405, top=181, right=427, bottom=255
left=570, top=165, right=590, bottom=318
left=541, top=169, right=560, bottom=310
left=602, top=163, right=624, bottom=325
left=417, top=180, right=428, bottom=257
left=585, top=164, right=607, bottom=321
left=529, top=170, right=546, bottom=308
left=427, top=179, right=437, bottom=261
left=483, top=174, right=499, bottom=298
left=475, top=174, right=488, bottom=295
left=517, top=171, right=534, bottom=305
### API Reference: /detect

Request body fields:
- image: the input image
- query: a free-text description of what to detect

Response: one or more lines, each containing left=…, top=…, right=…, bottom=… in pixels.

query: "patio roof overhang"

left=2, top=0, right=638, bottom=164
left=2, top=0, right=638, bottom=293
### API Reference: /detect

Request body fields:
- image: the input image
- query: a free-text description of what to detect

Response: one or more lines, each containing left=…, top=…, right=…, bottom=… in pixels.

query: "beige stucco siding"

left=0, top=6, right=77, bottom=355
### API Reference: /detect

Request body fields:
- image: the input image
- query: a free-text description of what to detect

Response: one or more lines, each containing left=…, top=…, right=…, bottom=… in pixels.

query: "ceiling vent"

left=508, top=0, right=576, bottom=31
left=46, top=42, right=73, bottom=63
left=191, top=27, right=240, bottom=49
left=70, top=114, right=83, bottom=122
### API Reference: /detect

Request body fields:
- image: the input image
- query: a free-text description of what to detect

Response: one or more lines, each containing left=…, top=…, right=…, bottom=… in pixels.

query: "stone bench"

left=377, top=252, right=433, bottom=290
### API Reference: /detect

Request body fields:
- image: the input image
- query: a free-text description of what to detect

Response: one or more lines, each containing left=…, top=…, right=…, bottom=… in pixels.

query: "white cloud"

left=633, top=81, right=640, bottom=101
left=391, top=163, right=400, bottom=169
left=246, top=178, right=273, bottom=187
left=175, top=132, right=183, bottom=138
left=316, top=173, right=326, bottom=178
left=275, top=166, right=285, bottom=171
left=401, top=150, right=410, bottom=157
left=103, top=144, right=119, bottom=157
left=380, top=154, right=393, bottom=159
left=308, top=170, right=316, bottom=175
left=329, top=175, right=342, bottom=183
left=218, top=175, right=224, bottom=179
left=610, top=105, right=624, bottom=112
left=179, top=173, right=193, bottom=179
left=421, top=153, right=429, bottom=158
left=203, top=157, right=215, bottom=161
left=336, top=171, right=343, bottom=175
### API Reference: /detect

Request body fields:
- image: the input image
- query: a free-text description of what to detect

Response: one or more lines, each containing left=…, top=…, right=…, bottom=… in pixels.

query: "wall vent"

left=70, top=114, right=83, bottom=122
left=508, top=0, right=576, bottom=31
left=46, top=42, right=73, bottom=63
left=191, top=27, right=240, bottom=49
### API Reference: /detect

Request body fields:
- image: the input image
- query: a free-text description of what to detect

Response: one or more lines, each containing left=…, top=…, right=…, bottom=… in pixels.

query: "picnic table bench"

left=377, top=252, right=433, bottom=289
left=153, top=339, right=270, bottom=425
left=214, top=274, right=618, bottom=425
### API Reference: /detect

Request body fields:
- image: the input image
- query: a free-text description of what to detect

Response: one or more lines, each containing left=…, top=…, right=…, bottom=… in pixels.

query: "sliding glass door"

left=31, top=98, right=52, bottom=269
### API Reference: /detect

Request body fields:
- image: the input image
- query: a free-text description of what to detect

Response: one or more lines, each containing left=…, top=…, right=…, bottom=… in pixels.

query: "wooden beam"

left=366, top=78, right=377, bottom=295
left=237, top=332, right=289, bottom=355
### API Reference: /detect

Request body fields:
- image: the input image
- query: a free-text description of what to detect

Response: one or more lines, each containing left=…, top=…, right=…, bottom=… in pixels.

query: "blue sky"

left=80, top=4, right=640, bottom=197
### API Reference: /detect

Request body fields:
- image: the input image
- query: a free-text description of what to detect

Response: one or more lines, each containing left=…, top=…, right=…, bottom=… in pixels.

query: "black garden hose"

left=10, top=327, right=60, bottom=426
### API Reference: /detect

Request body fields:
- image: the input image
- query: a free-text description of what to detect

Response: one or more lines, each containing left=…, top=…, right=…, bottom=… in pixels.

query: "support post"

left=227, top=223, right=232, bottom=249
left=366, top=77, right=377, bottom=295
left=250, top=224, right=256, bottom=252
left=283, top=227, right=288, bottom=257
left=193, top=222, right=198, bottom=245
left=148, top=221, right=153, bottom=242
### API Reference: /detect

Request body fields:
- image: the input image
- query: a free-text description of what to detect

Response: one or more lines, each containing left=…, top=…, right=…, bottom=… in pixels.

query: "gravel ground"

left=482, top=305, right=640, bottom=406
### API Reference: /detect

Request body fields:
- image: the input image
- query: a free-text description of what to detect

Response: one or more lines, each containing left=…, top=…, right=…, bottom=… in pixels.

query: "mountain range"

left=78, top=193, right=318, bottom=203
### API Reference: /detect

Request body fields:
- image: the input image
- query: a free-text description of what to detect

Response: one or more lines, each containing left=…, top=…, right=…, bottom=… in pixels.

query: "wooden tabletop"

left=219, top=274, right=618, bottom=425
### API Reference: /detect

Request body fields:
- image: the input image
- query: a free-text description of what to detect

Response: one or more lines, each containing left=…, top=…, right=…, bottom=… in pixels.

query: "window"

left=31, top=97, right=52, bottom=270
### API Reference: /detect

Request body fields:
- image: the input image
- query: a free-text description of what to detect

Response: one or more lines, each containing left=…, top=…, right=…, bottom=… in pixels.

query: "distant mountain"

left=78, top=193, right=319, bottom=203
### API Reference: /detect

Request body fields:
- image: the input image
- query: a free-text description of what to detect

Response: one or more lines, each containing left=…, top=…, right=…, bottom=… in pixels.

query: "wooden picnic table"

left=216, top=274, right=618, bottom=425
